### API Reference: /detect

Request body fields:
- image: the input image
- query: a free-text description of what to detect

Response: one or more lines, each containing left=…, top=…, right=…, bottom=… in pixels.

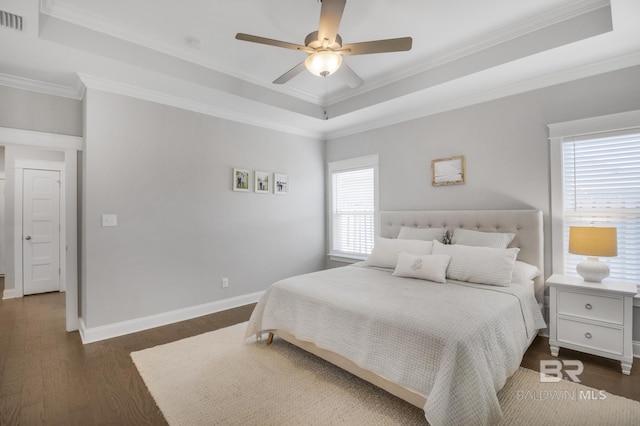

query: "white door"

left=23, top=169, right=60, bottom=295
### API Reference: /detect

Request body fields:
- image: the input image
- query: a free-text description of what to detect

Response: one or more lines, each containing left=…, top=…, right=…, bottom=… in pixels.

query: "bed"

left=245, top=210, right=547, bottom=426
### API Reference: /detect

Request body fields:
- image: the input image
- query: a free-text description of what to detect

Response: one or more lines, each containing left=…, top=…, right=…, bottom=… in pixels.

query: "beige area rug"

left=131, top=323, right=640, bottom=425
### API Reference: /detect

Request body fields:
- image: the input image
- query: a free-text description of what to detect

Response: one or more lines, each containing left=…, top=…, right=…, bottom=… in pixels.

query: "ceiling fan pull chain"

left=323, top=77, right=329, bottom=120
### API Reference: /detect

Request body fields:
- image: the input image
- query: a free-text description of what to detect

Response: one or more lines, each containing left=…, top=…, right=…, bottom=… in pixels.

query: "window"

left=550, top=111, right=640, bottom=285
left=562, top=134, right=640, bottom=283
left=328, top=155, right=378, bottom=261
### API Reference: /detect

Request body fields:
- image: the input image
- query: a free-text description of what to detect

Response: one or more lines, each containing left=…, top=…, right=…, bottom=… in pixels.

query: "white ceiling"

left=0, top=0, right=639, bottom=139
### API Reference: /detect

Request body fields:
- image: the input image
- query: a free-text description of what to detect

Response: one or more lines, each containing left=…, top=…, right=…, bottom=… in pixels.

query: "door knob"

left=25, top=236, right=31, bottom=240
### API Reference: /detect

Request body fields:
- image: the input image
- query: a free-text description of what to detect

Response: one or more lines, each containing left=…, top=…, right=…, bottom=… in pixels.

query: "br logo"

left=540, top=360, right=584, bottom=383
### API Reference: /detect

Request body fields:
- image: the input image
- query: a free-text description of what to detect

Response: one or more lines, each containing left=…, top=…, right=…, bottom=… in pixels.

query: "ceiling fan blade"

left=335, top=62, right=363, bottom=88
left=340, top=37, right=413, bottom=56
left=236, top=33, right=312, bottom=52
left=273, top=61, right=307, bottom=84
left=317, top=0, right=346, bottom=46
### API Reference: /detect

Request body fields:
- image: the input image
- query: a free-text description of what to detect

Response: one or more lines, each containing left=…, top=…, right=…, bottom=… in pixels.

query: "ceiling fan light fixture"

left=236, top=0, right=411, bottom=87
left=305, top=50, right=342, bottom=77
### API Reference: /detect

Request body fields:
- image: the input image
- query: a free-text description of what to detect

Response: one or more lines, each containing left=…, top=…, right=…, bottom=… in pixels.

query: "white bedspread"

left=245, top=264, right=546, bottom=426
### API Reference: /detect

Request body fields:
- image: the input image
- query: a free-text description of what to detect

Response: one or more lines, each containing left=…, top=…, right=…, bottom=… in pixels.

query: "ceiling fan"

left=235, top=0, right=412, bottom=88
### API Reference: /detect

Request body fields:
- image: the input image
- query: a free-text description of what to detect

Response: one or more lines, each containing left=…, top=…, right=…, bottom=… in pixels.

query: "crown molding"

left=41, top=0, right=609, bottom=108
left=76, top=73, right=323, bottom=139
left=0, top=72, right=80, bottom=99
left=422, top=0, right=610, bottom=71
left=40, top=0, right=227, bottom=73
left=548, top=110, right=640, bottom=139
left=326, top=50, right=640, bottom=140
left=40, top=0, right=323, bottom=105
left=325, top=0, right=611, bottom=106
left=4, top=48, right=636, bottom=143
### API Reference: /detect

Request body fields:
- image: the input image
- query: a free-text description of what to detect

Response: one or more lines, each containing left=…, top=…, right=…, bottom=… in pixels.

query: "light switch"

left=102, top=214, right=117, bottom=227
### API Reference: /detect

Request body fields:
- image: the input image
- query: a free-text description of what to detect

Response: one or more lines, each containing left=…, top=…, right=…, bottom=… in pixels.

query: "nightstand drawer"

left=557, top=317, right=623, bottom=355
left=557, top=290, right=623, bottom=324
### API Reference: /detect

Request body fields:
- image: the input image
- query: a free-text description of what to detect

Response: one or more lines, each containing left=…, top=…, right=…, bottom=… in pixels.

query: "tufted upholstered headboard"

left=379, top=210, right=544, bottom=303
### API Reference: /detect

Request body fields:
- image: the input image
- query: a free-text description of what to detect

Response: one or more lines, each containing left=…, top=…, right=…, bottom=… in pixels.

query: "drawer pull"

left=585, top=303, right=592, bottom=310
left=585, top=332, right=592, bottom=339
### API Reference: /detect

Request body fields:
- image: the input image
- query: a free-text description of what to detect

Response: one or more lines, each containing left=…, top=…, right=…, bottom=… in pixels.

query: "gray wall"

left=0, top=85, right=82, bottom=136
left=82, top=89, right=325, bottom=328
left=1, top=64, right=638, bottom=341
left=325, top=65, right=640, bottom=340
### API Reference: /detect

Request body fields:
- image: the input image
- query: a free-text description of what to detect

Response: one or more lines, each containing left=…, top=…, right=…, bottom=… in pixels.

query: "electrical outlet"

left=222, top=277, right=229, bottom=288
left=102, top=214, right=117, bottom=227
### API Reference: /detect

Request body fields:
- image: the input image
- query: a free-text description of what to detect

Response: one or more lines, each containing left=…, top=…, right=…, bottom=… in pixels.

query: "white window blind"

left=562, top=133, right=640, bottom=284
left=329, top=155, right=378, bottom=260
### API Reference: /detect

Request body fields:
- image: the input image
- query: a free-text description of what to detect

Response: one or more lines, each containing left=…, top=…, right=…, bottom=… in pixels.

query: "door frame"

left=16, top=162, right=65, bottom=296
left=1, top=126, right=82, bottom=332
left=0, top=178, right=5, bottom=276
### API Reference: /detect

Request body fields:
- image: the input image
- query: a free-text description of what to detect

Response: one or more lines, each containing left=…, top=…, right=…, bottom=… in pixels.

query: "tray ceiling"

left=0, top=0, right=639, bottom=138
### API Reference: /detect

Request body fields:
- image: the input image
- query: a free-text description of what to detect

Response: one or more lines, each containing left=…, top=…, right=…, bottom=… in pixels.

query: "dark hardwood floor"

left=521, top=330, right=640, bottom=402
left=0, top=282, right=254, bottom=425
left=1, top=280, right=638, bottom=425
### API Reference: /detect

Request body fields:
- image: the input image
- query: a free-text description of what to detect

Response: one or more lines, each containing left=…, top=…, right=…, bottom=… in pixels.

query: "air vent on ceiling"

left=0, top=10, right=23, bottom=31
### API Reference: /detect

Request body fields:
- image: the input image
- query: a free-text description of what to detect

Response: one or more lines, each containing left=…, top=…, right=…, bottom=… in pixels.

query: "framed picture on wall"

left=233, top=168, right=250, bottom=192
left=432, top=155, right=465, bottom=186
left=255, top=171, right=270, bottom=193
left=274, top=173, right=289, bottom=195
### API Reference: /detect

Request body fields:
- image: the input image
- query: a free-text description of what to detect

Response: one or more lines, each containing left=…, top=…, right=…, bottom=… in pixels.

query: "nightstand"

left=547, top=274, right=637, bottom=375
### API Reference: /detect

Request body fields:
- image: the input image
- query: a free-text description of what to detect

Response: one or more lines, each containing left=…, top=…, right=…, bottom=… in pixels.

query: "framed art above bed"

left=432, top=155, right=465, bottom=186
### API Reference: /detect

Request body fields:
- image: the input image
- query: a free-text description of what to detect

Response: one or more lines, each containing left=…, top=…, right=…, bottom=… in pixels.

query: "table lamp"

left=568, top=226, right=617, bottom=283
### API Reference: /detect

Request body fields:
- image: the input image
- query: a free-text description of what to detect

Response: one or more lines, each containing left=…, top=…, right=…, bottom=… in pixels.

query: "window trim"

left=549, top=110, right=640, bottom=285
left=327, top=154, right=379, bottom=262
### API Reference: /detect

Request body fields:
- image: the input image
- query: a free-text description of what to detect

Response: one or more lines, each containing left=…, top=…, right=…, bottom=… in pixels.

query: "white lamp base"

left=576, top=257, right=610, bottom=283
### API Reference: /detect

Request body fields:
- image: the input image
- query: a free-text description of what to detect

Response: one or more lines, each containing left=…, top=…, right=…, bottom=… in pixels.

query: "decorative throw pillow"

left=364, top=238, right=434, bottom=269
left=511, top=261, right=541, bottom=285
left=397, top=226, right=447, bottom=243
left=432, top=240, right=519, bottom=286
left=392, top=252, right=451, bottom=283
left=450, top=228, right=515, bottom=249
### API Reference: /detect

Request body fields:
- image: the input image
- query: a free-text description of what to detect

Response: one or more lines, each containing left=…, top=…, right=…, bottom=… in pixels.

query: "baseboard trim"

left=2, top=287, right=22, bottom=299
left=634, top=340, right=640, bottom=358
left=79, top=291, right=264, bottom=344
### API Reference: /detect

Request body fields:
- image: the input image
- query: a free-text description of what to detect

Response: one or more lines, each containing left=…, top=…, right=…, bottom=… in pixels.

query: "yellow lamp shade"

left=569, top=226, right=617, bottom=257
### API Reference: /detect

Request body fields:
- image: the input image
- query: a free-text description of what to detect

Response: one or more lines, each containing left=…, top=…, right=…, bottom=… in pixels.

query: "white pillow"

left=392, top=252, right=451, bottom=283
left=364, top=238, right=434, bottom=269
left=511, top=261, right=541, bottom=285
left=432, top=240, right=519, bottom=286
left=451, top=228, right=515, bottom=249
left=397, top=226, right=447, bottom=243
